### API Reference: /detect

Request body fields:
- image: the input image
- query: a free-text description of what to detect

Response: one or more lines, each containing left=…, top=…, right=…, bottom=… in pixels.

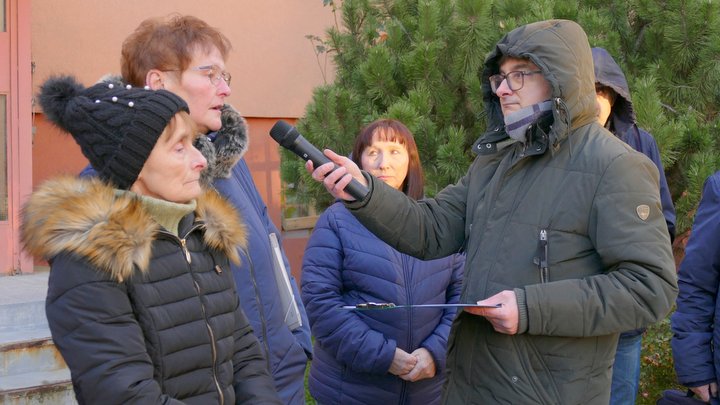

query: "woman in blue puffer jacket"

left=302, top=119, right=464, bottom=405
left=671, top=171, right=720, bottom=403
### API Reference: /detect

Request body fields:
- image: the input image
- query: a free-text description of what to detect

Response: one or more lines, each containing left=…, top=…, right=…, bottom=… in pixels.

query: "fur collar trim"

left=196, top=104, right=248, bottom=187
left=21, top=176, right=247, bottom=282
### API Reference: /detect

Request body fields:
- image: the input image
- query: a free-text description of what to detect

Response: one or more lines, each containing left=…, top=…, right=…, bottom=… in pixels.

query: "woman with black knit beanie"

left=20, top=76, right=281, bottom=404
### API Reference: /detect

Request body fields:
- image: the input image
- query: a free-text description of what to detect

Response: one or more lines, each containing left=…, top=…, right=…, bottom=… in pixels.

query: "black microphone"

left=269, top=120, right=369, bottom=200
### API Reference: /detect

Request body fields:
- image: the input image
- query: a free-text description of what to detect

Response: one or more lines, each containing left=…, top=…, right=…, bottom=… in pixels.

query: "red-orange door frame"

left=0, top=0, right=33, bottom=275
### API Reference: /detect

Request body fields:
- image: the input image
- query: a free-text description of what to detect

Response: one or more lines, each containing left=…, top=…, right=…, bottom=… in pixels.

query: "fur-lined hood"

left=21, top=176, right=247, bottom=282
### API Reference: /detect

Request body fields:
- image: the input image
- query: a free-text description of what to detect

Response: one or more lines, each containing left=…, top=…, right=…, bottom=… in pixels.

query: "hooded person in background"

left=23, top=76, right=281, bottom=404
left=593, top=47, right=675, bottom=238
left=306, top=20, right=677, bottom=404
left=592, top=46, right=677, bottom=405
left=81, top=15, right=312, bottom=404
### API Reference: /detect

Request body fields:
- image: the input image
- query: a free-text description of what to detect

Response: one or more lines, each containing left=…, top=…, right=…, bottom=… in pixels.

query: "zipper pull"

left=214, top=265, right=223, bottom=274
left=539, top=229, right=548, bottom=282
left=180, top=239, right=191, bottom=264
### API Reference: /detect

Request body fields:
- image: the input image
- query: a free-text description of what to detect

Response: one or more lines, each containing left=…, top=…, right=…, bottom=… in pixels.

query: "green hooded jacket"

left=345, top=20, right=677, bottom=404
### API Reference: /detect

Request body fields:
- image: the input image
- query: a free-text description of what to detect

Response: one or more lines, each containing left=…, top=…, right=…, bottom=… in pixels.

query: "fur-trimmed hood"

left=21, top=176, right=247, bottom=282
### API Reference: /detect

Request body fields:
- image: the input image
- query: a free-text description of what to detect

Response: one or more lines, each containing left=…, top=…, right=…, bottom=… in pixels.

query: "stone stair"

left=0, top=271, right=76, bottom=404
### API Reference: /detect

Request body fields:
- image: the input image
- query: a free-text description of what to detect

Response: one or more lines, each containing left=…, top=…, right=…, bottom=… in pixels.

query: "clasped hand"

left=389, top=347, right=436, bottom=382
left=690, top=383, right=718, bottom=403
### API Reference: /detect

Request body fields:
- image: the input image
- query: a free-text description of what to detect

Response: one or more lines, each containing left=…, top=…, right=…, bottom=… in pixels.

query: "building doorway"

left=0, top=0, right=32, bottom=275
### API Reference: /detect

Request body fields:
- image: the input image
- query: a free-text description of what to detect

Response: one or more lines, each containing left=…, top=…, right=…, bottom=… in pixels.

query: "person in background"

left=593, top=47, right=676, bottom=239
left=307, top=20, right=677, bottom=404
left=592, top=46, right=678, bottom=405
left=301, top=119, right=464, bottom=405
left=23, top=76, right=281, bottom=404
left=82, top=15, right=312, bottom=403
left=671, top=171, right=720, bottom=404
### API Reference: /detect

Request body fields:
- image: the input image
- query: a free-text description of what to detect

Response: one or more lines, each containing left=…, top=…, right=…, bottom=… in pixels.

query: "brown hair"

left=351, top=119, right=425, bottom=200
left=595, top=84, right=618, bottom=106
left=121, top=14, right=232, bottom=86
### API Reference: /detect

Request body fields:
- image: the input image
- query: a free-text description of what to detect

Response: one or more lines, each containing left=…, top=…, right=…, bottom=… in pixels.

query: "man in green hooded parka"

left=307, top=19, right=677, bottom=405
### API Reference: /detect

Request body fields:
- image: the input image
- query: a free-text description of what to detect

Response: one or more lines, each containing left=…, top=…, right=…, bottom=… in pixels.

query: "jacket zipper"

left=160, top=227, right=224, bottom=404
left=538, top=229, right=549, bottom=283
left=400, top=254, right=410, bottom=404
left=179, top=238, right=191, bottom=264
left=195, top=278, right=224, bottom=405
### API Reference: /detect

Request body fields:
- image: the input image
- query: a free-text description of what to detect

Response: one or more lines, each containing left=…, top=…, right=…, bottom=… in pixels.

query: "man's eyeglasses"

left=190, top=65, right=232, bottom=87
left=489, top=70, right=542, bottom=93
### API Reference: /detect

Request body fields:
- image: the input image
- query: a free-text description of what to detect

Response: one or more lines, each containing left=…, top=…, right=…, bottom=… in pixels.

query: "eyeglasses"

left=190, top=65, right=232, bottom=87
left=488, top=70, right=542, bottom=93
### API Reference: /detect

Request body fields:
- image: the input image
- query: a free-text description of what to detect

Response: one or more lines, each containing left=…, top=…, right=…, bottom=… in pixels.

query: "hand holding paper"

left=464, top=290, right=519, bottom=335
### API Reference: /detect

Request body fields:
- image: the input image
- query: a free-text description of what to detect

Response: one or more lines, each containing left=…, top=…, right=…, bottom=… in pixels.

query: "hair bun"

left=38, top=75, right=85, bottom=132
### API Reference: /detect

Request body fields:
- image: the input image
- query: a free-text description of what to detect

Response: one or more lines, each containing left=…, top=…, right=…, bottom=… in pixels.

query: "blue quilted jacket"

left=200, top=107, right=312, bottom=405
left=302, top=202, right=464, bottom=405
left=672, top=171, right=720, bottom=387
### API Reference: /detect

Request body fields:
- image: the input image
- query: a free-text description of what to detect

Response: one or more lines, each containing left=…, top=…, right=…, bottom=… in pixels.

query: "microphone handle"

left=288, top=139, right=368, bottom=201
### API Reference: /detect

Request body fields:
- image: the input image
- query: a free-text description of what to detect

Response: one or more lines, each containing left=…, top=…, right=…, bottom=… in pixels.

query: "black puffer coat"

left=20, top=177, right=281, bottom=404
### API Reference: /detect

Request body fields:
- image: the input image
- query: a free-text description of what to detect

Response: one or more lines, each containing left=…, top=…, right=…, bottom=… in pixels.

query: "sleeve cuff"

left=344, top=171, right=373, bottom=209
left=514, top=287, right=529, bottom=334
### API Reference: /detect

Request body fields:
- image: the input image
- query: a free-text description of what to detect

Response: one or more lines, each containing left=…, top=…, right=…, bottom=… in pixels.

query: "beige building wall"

left=30, top=1, right=338, bottom=275
left=31, top=0, right=337, bottom=117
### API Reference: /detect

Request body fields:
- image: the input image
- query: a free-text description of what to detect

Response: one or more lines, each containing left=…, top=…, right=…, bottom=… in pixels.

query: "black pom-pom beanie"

left=38, top=75, right=188, bottom=189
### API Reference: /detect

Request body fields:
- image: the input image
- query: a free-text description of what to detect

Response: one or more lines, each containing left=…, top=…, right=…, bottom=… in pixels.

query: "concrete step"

left=0, top=335, right=76, bottom=405
left=0, top=335, right=66, bottom=377
left=0, top=369, right=75, bottom=404
left=0, top=271, right=49, bottom=332
left=0, top=302, right=46, bottom=335
left=0, top=271, right=77, bottom=404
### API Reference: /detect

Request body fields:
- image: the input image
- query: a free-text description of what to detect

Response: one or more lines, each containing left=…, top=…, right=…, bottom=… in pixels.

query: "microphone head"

left=269, top=120, right=299, bottom=147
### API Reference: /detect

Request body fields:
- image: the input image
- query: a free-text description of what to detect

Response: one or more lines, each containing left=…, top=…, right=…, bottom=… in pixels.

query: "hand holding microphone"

left=269, top=120, right=369, bottom=201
